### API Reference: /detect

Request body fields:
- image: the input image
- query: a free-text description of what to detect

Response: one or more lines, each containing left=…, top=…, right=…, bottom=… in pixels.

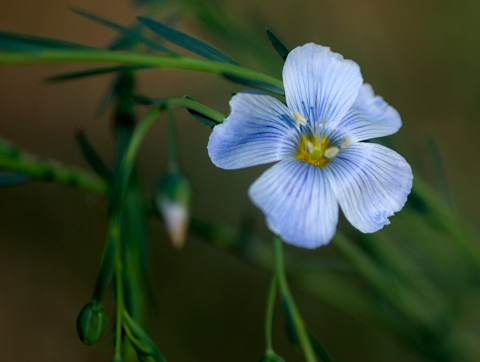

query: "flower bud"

left=155, top=170, right=191, bottom=248
left=76, top=300, right=107, bottom=345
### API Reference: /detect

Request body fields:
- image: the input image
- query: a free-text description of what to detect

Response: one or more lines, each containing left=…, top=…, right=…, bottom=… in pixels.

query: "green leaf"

left=75, top=130, right=112, bottom=181
left=0, top=172, right=31, bottom=187
left=222, top=73, right=285, bottom=95
left=307, top=329, right=332, bottom=362
left=266, top=28, right=289, bottom=61
left=46, top=65, right=152, bottom=82
left=183, top=96, right=220, bottom=128
left=137, top=16, right=238, bottom=65
left=71, top=8, right=174, bottom=54
left=0, top=32, right=90, bottom=51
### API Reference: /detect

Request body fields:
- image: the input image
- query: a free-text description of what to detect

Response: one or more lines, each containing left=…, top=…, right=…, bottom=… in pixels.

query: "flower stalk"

left=273, top=236, right=317, bottom=362
left=264, top=274, right=278, bottom=354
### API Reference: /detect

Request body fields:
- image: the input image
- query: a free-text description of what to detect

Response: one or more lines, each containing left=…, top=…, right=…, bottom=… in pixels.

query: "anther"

left=305, top=140, right=315, bottom=153
left=324, top=146, right=340, bottom=159
left=292, top=111, right=307, bottom=126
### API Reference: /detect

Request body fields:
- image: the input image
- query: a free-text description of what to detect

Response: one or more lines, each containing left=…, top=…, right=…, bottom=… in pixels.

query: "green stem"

left=111, top=211, right=124, bottom=362
left=165, top=104, right=179, bottom=172
left=265, top=275, right=278, bottom=353
left=112, top=105, right=163, bottom=210
left=110, top=105, right=163, bottom=361
left=0, top=49, right=284, bottom=91
left=0, top=148, right=107, bottom=194
left=273, top=236, right=316, bottom=362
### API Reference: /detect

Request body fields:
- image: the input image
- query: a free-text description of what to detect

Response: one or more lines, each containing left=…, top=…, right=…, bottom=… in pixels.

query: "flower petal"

left=324, top=143, right=413, bottom=233
left=207, top=91, right=297, bottom=169
left=249, top=159, right=339, bottom=248
left=283, top=43, right=363, bottom=129
left=334, top=83, right=402, bottom=142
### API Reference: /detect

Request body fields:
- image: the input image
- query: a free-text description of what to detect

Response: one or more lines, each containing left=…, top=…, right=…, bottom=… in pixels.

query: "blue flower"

left=208, top=43, right=413, bottom=248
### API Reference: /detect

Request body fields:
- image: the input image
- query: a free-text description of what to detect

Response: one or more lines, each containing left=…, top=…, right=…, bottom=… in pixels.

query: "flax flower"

left=208, top=43, right=413, bottom=248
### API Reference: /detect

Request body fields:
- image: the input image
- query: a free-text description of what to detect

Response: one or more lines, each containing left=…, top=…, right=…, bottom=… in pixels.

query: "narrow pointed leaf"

left=0, top=32, right=90, bottom=51
left=137, top=16, right=238, bottom=65
left=186, top=109, right=218, bottom=128
left=72, top=8, right=174, bottom=54
left=183, top=96, right=221, bottom=128
left=266, top=28, right=289, bottom=61
left=75, top=130, right=112, bottom=181
left=46, top=65, right=151, bottom=82
left=0, top=172, right=31, bottom=187
left=222, top=73, right=285, bottom=95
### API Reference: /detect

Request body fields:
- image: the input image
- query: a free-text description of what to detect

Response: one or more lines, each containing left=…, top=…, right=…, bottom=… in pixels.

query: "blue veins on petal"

left=249, top=159, right=338, bottom=249
left=333, top=83, right=402, bottom=142
left=207, top=42, right=413, bottom=248
left=324, top=143, right=413, bottom=233
left=283, top=43, right=363, bottom=129
left=207, top=91, right=298, bottom=169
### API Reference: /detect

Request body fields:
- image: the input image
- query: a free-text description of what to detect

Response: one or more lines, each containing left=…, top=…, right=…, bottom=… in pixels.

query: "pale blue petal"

left=324, top=143, right=412, bottom=233
left=249, top=159, right=339, bottom=248
left=208, top=91, right=298, bottom=169
left=283, top=43, right=363, bottom=129
left=334, top=84, right=402, bottom=142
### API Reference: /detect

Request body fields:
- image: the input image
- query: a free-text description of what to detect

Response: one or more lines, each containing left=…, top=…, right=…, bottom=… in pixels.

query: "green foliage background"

left=0, top=0, right=479, bottom=361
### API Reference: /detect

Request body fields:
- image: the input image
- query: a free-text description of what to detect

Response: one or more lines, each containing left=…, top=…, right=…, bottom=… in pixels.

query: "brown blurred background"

left=0, top=0, right=479, bottom=361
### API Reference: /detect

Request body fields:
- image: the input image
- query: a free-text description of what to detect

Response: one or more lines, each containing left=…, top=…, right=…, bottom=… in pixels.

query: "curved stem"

left=0, top=49, right=284, bottom=92
left=273, top=236, right=317, bottom=362
left=112, top=105, right=163, bottom=210
left=265, top=275, right=278, bottom=353
left=165, top=104, right=179, bottom=173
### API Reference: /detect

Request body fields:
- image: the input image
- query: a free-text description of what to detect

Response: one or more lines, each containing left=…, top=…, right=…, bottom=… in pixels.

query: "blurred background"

left=1, top=0, right=479, bottom=361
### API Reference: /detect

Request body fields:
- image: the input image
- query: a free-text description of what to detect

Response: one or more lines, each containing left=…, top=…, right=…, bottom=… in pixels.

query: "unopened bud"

left=155, top=171, right=191, bottom=248
left=76, top=300, right=107, bottom=345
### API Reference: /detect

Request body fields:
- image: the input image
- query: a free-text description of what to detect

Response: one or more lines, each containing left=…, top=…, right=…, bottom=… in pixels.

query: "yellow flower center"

left=296, top=136, right=339, bottom=168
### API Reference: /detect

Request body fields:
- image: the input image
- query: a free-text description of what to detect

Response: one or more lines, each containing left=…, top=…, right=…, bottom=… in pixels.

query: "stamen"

left=292, top=111, right=307, bottom=126
left=324, top=146, right=340, bottom=159
left=341, top=137, right=350, bottom=149
left=305, top=140, right=314, bottom=153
